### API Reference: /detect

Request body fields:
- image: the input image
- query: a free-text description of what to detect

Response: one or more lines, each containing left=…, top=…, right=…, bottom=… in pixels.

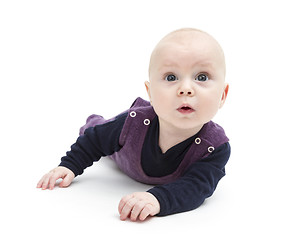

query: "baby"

left=37, top=28, right=230, bottom=222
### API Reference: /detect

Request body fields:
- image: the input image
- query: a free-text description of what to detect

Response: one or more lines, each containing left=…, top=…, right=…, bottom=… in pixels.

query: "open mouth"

left=181, top=106, right=192, bottom=110
left=177, top=104, right=194, bottom=114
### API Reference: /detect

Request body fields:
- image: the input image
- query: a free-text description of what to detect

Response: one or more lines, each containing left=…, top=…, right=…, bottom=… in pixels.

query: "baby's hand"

left=37, top=166, right=75, bottom=190
left=118, top=192, right=160, bottom=221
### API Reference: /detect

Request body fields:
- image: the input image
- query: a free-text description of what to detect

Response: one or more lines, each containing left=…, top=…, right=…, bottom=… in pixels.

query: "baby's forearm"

left=60, top=129, right=105, bottom=176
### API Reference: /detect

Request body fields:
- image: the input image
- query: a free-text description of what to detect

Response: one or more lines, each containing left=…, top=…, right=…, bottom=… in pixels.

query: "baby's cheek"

left=152, top=97, right=168, bottom=114
left=200, top=98, right=221, bottom=120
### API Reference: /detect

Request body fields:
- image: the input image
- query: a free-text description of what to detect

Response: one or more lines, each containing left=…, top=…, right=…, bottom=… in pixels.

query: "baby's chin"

left=161, top=118, right=205, bottom=134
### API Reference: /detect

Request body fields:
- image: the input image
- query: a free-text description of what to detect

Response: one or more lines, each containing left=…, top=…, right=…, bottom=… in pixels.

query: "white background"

left=1, top=0, right=284, bottom=239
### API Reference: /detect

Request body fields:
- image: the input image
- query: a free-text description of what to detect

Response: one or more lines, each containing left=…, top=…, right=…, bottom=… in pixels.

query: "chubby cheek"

left=198, top=94, right=221, bottom=121
left=150, top=90, right=171, bottom=116
left=151, top=96, right=168, bottom=117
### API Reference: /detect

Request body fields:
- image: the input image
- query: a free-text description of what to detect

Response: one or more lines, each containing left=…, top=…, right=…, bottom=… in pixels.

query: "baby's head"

left=148, top=28, right=226, bottom=78
left=145, top=28, right=229, bottom=133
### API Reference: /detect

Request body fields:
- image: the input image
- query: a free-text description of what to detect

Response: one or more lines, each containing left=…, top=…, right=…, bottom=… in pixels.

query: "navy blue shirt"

left=60, top=113, right=230, bottom=216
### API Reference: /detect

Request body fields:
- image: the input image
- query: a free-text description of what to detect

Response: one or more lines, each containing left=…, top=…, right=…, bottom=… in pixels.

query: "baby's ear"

left=144, top=81, right=151, bottom=101
left=219, top=83, right=229, bottom=108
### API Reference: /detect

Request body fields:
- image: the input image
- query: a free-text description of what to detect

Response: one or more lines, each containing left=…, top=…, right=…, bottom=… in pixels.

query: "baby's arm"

left=37, top=113, right=127, bottom=190
left=118, top=192, right=160, bottom=221
left=148, top=143, right=231, bottom=216
left=37, top=166, right=75, bottom=190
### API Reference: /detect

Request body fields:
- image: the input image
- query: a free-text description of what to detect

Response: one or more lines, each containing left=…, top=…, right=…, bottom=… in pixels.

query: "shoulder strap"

left=118, top=97, right=155, bottom=146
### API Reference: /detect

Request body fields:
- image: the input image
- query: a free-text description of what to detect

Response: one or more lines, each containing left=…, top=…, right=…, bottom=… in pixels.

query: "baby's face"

left=145, top=30, right=228, bottom=133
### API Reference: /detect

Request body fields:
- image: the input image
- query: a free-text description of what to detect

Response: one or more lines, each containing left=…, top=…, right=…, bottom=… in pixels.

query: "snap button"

left=130, top=111, right=136, bottom=117
left=195, top=137, right=201, bottom=144
left=208, top=146, right=215, bottom=153
left=143, top=119, right=150, bottom=125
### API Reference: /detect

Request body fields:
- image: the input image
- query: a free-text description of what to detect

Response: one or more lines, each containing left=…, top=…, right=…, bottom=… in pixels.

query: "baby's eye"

left=195, top=73, right=209, bottom=82
left=165, top=74, right=178, bottom=82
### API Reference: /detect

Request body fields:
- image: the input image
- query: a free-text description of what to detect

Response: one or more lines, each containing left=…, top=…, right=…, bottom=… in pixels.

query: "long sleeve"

left=59, top=113, right=127, bottom=176
left=147, top=142, right=231, bottom=216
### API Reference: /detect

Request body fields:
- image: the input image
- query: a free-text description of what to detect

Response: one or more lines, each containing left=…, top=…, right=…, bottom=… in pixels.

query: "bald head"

left=148, top=28, right=226, bottom=78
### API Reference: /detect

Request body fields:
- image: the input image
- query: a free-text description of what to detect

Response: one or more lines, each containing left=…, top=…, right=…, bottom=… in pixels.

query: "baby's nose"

left=177, top=83, right=194, bottom=96
left=177, top=79, right=194, bottom=97
left=178, top=90, right=193, bottom=96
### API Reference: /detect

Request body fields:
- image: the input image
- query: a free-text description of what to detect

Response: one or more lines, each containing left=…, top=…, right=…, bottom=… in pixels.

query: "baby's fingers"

left=40, top=173, right=56, bottom=190
left=37, top=171, right=59, bottom=190
left=48, top=171, right=63, bottom=190
left=37, top=173, right=52, bottom=190
left=59, top=173, right=74, bottom=188
left=139, top=204, right=155, bottom=221
left=37, top=167, right=75, bottom=190
left=36, top=174, right=50, bottom=190
left=119, top=197, right=137, bottom=221
left=36, top=176, right=45, bottom=189
left=118, top=194, right=133, bottom=214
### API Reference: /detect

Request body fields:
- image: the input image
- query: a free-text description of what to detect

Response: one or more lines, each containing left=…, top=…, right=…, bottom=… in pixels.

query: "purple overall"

left=80, top=97, right=229, bottom=185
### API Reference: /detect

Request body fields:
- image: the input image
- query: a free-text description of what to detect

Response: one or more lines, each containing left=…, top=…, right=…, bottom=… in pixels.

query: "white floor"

left=1, top=139, right=284, bottom=239
left=1, top=1, right=285, bottom=239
